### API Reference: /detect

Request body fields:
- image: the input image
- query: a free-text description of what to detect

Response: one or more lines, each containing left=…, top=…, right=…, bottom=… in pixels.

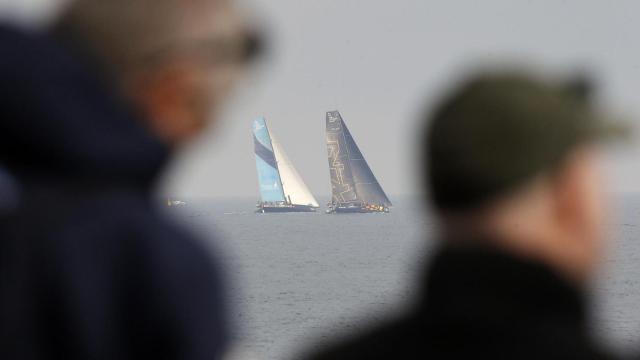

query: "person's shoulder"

left=54, top=189, right=204, bottom=253
left=302, top=314, right=426, bottom=360
left=0, top=24, right=37, bottom=45
left=89, top=190, right=208, bottom=246
left=57, top=189, right=223, bottom=281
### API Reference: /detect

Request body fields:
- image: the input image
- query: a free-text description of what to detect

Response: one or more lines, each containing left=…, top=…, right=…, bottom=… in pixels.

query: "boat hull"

left=326, top=204, right=390, bottom=214
left=256, top=204, right=317, bottom=213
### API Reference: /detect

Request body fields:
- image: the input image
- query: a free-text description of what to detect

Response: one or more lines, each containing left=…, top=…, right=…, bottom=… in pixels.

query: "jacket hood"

left=0, top=25, right=168, bottom=187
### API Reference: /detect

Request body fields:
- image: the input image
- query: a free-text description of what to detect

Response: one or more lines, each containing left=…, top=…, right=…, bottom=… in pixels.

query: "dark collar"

left=420, top=244, right=587, bottom=327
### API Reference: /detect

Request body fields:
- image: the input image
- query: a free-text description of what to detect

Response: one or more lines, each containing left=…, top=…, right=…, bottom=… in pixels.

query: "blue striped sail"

left=253, top=118, right=286, bottom=202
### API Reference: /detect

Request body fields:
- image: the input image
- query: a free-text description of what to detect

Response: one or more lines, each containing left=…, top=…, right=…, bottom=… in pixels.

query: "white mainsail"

left=271, top=134, right=320, bottom=208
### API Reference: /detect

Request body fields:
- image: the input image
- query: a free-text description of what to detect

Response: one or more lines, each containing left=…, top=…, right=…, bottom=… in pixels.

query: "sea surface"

left=166, top=195, right=640, bottom=359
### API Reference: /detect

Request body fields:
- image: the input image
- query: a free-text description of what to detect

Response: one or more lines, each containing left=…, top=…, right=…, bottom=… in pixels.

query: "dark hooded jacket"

left=304, top=245, right=620, bottom=360
left=0, top=25, right=228, bottom=359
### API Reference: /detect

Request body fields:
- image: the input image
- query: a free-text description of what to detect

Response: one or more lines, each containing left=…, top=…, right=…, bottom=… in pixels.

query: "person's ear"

left=549, top=147, right=605, bottom=283
left=551, top=148, right=603, bottom=238
left=550, top=151, right=588, bottom=232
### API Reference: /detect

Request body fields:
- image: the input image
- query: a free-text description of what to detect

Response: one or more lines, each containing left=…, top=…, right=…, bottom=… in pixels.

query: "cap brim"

left=588, top=113, right=633, bottom=143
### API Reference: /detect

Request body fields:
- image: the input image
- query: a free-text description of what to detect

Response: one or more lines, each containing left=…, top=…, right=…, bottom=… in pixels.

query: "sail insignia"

left=326, top=111, right=358, bottom=204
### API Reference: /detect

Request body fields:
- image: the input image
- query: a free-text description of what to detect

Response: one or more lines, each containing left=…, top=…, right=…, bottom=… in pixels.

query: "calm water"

left=167, top=195, right=640, bottom=359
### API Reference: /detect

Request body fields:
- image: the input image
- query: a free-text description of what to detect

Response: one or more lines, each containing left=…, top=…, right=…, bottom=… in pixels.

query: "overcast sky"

left=3, top=0, right=640, bottom=198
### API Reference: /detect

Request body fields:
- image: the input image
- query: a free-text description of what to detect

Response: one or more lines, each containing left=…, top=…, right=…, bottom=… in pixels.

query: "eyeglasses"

left=137, top=29, right=265, bottom=69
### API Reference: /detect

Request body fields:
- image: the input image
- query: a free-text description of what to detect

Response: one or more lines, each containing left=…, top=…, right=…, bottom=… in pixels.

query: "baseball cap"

left=425, top=71, right=628, bottom=211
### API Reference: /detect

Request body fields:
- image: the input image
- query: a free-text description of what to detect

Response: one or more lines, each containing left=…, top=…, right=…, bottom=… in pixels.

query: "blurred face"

left=129, top=1, right=258, bottom=145
left=448, top=145, right=610, bottom=285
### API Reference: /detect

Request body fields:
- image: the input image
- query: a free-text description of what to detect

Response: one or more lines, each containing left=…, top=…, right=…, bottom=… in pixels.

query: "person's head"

left=55, top=0, right=260, bottom=146
left=422, top=70, right=626, bottom=284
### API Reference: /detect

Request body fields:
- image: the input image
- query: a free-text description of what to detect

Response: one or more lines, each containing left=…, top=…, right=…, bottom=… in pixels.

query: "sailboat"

left=325, top=111, right=392, bottom=214
left=252, top=117, right=320, bottom=213
left=166, top=198, right=187, bottom=207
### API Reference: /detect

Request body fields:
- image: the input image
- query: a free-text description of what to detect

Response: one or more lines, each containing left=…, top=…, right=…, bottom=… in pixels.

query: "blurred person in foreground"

left=304, top=71, right=628, bottom=359
left=0, top=0, right=259, bottom=358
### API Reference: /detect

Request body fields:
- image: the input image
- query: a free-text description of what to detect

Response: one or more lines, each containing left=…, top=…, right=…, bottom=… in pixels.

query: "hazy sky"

left=4, top=0, right=640, bottom=198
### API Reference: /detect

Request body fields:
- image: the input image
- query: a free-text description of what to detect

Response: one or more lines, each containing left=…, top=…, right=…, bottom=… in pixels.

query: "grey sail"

left=325, top=111, right=392, bottom=207
left=326, top=111, right=358, bottom=204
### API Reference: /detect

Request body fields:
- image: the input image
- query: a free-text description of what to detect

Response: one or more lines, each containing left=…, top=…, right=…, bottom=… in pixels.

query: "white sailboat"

left=253, top=117, right=319, bottom=213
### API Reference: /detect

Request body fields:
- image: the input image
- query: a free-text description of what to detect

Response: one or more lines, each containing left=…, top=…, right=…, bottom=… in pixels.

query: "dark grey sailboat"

left=325, top=111, right=392, bottom=214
